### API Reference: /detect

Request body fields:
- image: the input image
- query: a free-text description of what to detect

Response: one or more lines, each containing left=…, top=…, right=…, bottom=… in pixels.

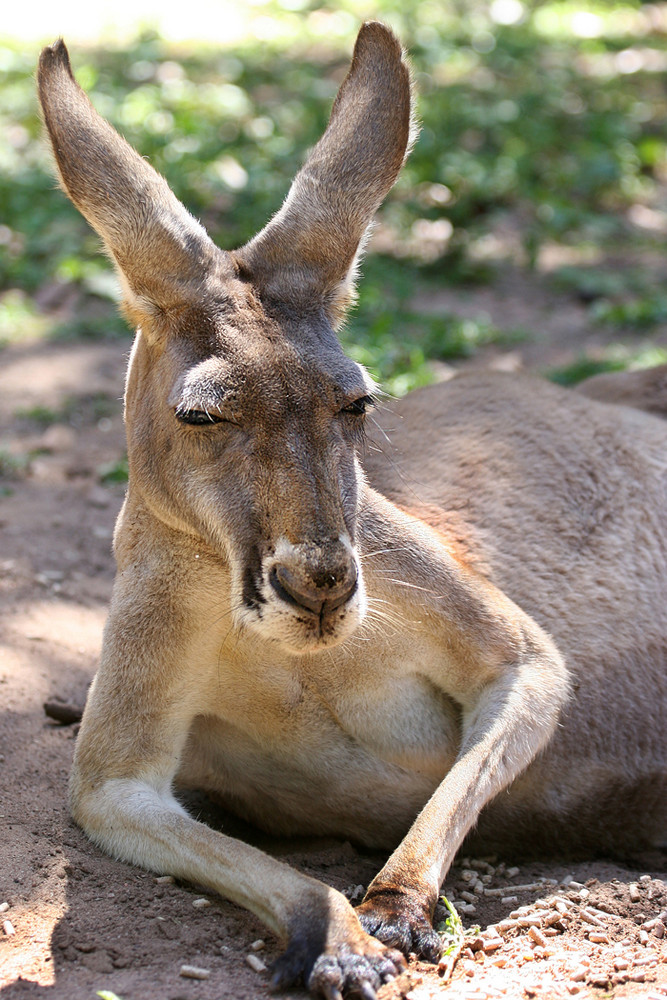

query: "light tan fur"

left=37, top=25, right=666, bottom=1000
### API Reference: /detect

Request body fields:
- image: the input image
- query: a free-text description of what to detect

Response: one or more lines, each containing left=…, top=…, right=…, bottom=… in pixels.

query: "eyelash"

left=340, top=395, right=375, bottom=416
left=175, top=395, right=375, bottom=426
left=175, top=408, right=224, bottom=426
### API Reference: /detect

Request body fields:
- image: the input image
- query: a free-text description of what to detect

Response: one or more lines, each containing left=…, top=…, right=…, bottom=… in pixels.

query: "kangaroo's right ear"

left=37, top=40, right=226, bottom=322
left=239, top=22, right=416, bottom=328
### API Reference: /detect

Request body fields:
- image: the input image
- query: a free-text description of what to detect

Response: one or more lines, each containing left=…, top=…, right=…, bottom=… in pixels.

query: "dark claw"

left=377, top=951, right=404, bottom=983
left=308, top=954, right=344, bottom=1000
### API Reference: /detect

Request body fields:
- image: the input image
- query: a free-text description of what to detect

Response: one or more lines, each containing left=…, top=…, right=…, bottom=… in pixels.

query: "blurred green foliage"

left=1, top=0, right=666, bottom=390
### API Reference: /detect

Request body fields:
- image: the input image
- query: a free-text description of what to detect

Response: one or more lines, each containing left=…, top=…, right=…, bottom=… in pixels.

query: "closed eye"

left=340, top=395, right=375, bottom=416
left=175, top=407, right=225, bottom=426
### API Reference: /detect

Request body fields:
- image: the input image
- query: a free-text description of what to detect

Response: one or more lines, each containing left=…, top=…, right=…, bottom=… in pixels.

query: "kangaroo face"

left=126, top=273, right=373, bottom=652
left=37, top=30, right=412, bottom=652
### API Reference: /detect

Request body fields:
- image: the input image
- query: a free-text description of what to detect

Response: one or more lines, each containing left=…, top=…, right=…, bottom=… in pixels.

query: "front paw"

left=270, top=906, right=405, bottom=999
left=356, top=888, right=443, bottom=964
left=308, top=942, right=405, bottom=1000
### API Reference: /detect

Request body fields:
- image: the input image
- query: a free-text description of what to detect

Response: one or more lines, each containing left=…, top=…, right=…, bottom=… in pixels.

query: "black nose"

left=270, top=562, right=358, bottom=615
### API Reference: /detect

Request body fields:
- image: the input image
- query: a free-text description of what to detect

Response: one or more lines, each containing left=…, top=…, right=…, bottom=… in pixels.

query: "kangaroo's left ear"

left=238, top=22, right=416, bottom=328
left=37, top=39, right=229, bottom=323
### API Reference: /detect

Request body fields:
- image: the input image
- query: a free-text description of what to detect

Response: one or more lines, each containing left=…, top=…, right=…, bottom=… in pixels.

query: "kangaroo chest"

left=177, top=635, right=461, bottom=847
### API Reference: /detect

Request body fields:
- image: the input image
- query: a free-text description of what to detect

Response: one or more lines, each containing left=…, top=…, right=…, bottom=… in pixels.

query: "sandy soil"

left=1, top=270, right=666, bottom=1000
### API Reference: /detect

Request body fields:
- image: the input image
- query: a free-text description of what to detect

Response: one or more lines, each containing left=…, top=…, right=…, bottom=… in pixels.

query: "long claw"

left=360, top=983, right=377, bottom=1000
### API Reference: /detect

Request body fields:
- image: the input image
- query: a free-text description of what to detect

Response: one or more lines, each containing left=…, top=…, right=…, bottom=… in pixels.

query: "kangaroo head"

left=37, top=24, right=414, bottom=653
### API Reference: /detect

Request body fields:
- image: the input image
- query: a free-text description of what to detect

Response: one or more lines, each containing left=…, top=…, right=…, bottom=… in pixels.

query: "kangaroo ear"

left=37, top=40, right=226, bottom=320
left=239, top=22, right=415, bottom=327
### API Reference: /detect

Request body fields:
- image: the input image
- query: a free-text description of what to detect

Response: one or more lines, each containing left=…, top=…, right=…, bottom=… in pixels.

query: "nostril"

left=270, top=565, right=323, bottom=614
left=325, top=574, right=357, bottom=611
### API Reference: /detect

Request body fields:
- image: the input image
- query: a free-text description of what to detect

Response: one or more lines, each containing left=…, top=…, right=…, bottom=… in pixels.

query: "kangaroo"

left=37, top=24, right=667, bottom=1000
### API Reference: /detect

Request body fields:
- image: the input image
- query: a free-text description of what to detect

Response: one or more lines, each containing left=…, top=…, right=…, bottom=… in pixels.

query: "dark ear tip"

left=357, top=20, right=403, bottom=57
left=38, top=38, right=73, bottom=81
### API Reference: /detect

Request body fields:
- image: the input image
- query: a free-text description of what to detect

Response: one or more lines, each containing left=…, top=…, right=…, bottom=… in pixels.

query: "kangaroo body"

left=157, top=373, right=666, bottom=856
left=38, top=25, right=666, bottom=1000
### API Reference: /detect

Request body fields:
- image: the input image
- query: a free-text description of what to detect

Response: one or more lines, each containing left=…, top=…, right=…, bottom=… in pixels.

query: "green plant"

left=98, top=455, right=129, bottom=484
left=2, top=4, right=666, bottom=384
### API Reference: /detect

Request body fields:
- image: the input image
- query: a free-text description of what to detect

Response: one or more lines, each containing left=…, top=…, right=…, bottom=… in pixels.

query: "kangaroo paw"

left=356, top=888, right=443, bottom=963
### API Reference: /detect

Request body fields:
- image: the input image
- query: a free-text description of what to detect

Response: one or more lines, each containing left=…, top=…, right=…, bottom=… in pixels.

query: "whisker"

left=360, top=546, right=415, bottom=560
left=370, top=574, right=439, bottom=595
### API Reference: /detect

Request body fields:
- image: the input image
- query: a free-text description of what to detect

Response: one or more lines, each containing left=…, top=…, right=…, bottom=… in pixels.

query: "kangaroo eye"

left=175, top=408, right=224, bottom=426
left=341, top=395, right=374, bottom=416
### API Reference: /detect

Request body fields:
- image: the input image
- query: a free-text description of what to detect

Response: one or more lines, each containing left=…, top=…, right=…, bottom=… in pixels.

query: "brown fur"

left=37, top=26, right=666, bottom=1000
left=576, top=362, right=667, bottom=418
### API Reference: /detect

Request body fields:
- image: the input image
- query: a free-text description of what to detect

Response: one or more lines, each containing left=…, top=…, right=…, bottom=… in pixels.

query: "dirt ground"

left=1, top=265, right=666, bottom=1000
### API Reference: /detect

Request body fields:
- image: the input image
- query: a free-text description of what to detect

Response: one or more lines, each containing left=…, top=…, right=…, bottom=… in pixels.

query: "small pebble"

left=3, top=920, right=15, bottom=937
left=482, top=937, right=503, bottom=953
left=250, top=939, right=265, bottom=951
left=246, top=953, right=267, bottom=973
left=155, top=875, right=174, bottom=884
left=613, top=957, right=629, bottom=971
left=179, top=965, right=210, bottom=980
left=470, top=859, right=495, bottom=874
left=528, top=926, right=547, bottom=948
left=629, top=884, right=641, bottom=902
left=588, top=932, right=609, bottom=944
left=580, top=909, right=604, bottom=927
left=192, top=897, right=211, bottom=908
left=0, top=903, right=9, bottom=914
left=485, top=882, right=544, bottom=897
